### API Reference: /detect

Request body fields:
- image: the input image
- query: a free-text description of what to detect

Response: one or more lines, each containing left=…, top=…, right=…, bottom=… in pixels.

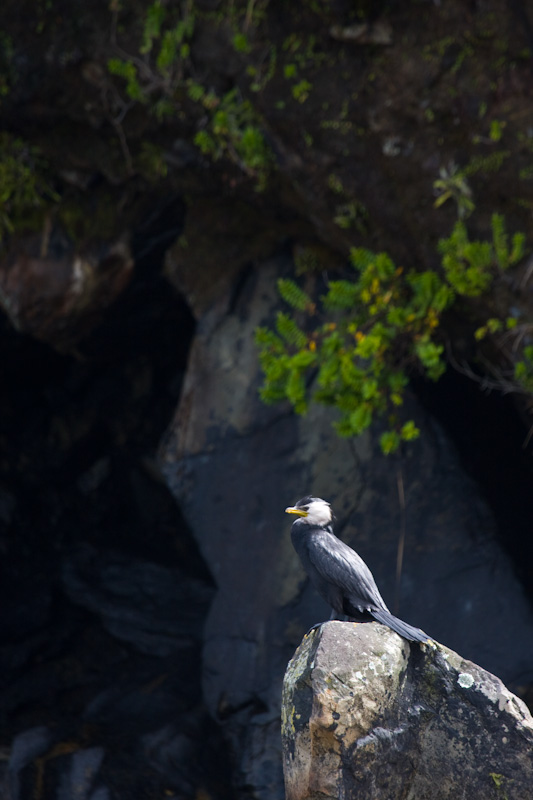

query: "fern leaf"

left=349, top=247, right=376, bottom=272
left=286, top=370, right=307, bottom=414
left=510, top=232, right=526, bottom=265
left=254, top=327, right=285, bottom=355
left=324, top=280, right=359, bottom=309
left=374, top=252, right=396, bottom=280
left=275, top=312, right=308, bottom=349
left=277, top=278, right=311, bottom=310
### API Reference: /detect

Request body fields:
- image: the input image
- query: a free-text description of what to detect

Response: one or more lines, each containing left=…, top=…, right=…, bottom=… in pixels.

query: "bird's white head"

left=285, top=496, right=333, bottom=527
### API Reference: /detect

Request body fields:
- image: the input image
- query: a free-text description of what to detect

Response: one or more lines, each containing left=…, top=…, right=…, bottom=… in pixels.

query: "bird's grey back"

left=291, top=522, right=390, bottom=615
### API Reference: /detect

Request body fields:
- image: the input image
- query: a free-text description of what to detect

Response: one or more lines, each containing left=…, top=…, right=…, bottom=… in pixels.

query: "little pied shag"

left=286, top=496, right=430, bottom=644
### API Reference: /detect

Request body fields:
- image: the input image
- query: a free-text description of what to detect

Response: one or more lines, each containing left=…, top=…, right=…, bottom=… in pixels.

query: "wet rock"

left=0, top=228, right=133, bottom=350
left=282, top=622, right=533, bottom=800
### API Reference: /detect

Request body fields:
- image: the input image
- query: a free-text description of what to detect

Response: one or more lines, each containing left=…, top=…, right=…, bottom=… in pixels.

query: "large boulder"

left=282, top=622, right=533, bottom=800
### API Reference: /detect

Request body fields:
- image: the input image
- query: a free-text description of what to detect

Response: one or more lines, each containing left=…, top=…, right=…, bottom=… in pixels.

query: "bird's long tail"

left=370, top=608, right=430, bottom=643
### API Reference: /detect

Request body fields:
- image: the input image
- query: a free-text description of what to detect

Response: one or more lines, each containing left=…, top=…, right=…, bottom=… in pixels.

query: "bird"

left=285, top=495, right=431, bottom=643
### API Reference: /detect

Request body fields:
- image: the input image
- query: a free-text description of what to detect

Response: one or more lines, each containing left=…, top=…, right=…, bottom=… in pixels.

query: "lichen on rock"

left=282, top=621, right=533, bottom=800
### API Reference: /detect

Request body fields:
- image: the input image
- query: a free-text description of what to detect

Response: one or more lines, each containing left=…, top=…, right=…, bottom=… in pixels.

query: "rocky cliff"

left=2, top=1, right=533, bottom=799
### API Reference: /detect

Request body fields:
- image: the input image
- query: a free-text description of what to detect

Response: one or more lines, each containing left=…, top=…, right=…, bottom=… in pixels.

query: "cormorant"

left=286, top=495, right=430, bottom=643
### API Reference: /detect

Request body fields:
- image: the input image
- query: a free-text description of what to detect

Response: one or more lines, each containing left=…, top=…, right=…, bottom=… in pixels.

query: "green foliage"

left=433, top=162, right=475, bottom=219
left=462, top=151, right=510, bottom=177
left=489, top=771, right=510, bottom=800
left=489, top=119, right=505, bottom=142
left=256, top=247, right=458, bottom=453
left=247, top=46, right=277, bottom=93
left=327, top=173, right=344, bottom=195
left=291, top=79, right=312, bottom=103
left=380, top=430, right=400, bottom=455
left=284, top=63, right=297, bottom=79
left=140, top=1, right=166, bottom=54
left=107, top=2, right=272, bottom=187
left=256, top=214, right=529, bottom=454
left=414, top=337, right=445, bottom=380
left=277, top=278, right=312, bottom=311
left=333, top=201, right=368, bottom=233
left=293, top=246, right=323, bottom=274
left=239, top=126, right=269, bottom=171
left=279, top=29, right=319, bottom=101
left=514, top=346, right=533, bottom=393
left=0, top=133, right=57, bottom=241
left=233, top=33, right=251, bottom=53
left=193, top=88, right=272, bottom=186
left=276, top=312, right=308, bottom=349
left=108, top=58, right=145, bottom=102
left=156, top=17, right=195, bottom=73
left=438, top=214, right=525, bottom=296
left=186, top=81, right=211, bottom=105
left=107, top=1, right=195, bottom=113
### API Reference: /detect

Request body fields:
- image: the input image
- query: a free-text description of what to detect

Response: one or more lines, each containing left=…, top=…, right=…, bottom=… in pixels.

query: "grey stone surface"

left=282, top=622, right=533, bottom=800
left=62, top=543, right=213, bottom=656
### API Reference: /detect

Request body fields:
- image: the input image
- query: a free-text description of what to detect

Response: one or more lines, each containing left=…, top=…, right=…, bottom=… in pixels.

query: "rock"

left=159, top=254, right=316, bottom=798
left=329, top=22, right=393, bottom=45
left=6, top=727, right=55, bottom=800
left=159, top=249, right=533, bottom=799
left=163, top=193, right=293, bottom=320
left=62, top=544, right=213, bottom=657
left=0, top=228, right=133, bottom=350
left=282, top=622, right=533, bottom=800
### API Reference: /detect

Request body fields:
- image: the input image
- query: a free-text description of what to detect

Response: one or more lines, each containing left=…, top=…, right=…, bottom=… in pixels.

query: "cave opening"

left=0, top=196, right=233, bottom=799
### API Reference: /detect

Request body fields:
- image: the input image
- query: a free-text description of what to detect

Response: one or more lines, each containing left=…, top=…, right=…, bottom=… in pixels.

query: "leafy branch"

left=106, top=2, right=273, bottom=185
left=256, top=215, right=528, bottom=454
left=0, top=133, right=58, bottom=242
left=256, top=249, right=453, bottom=454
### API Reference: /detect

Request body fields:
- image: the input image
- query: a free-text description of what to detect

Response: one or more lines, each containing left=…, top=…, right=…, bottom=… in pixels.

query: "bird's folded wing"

left=307, top=532, right=389, bottom=613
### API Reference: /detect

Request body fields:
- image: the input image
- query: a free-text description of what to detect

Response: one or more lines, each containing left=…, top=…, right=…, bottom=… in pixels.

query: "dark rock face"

left=158, top=251, right=533, bottom=798
left=0, top=212, right=233, bottom=799
left=62, top=543, right=214, bottom=656
left=0, top=230, right=133, bottom=350
left=2, top=2, right=533, bottom=797
left=282, top=622, right=533, bottom=800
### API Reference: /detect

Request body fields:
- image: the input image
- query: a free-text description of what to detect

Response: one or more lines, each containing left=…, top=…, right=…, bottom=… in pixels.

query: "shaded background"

left=2, top=1, right=533, bottom=798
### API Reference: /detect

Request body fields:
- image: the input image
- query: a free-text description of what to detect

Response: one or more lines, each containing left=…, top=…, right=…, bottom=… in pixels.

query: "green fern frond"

left=510, top=232, right=526, bottom=265
left=324, top=280, right=359, bottom=309
left=349, top=247, right=376, bottom=272
left=286, top=370, right=307, bottom=414
left=277, top=278, right=312, bottom=310
left=275, top=312, right=308, bottom=348
left=374, top=252, right=396, bottom=280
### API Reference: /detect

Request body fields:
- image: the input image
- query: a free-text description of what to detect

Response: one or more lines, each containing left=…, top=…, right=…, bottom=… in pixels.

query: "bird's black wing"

left=306, top=529, right=389, bottom=614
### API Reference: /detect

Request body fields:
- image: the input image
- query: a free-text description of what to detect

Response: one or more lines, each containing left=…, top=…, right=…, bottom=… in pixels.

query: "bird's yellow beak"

left=285, top=506, right=308, bottom=517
